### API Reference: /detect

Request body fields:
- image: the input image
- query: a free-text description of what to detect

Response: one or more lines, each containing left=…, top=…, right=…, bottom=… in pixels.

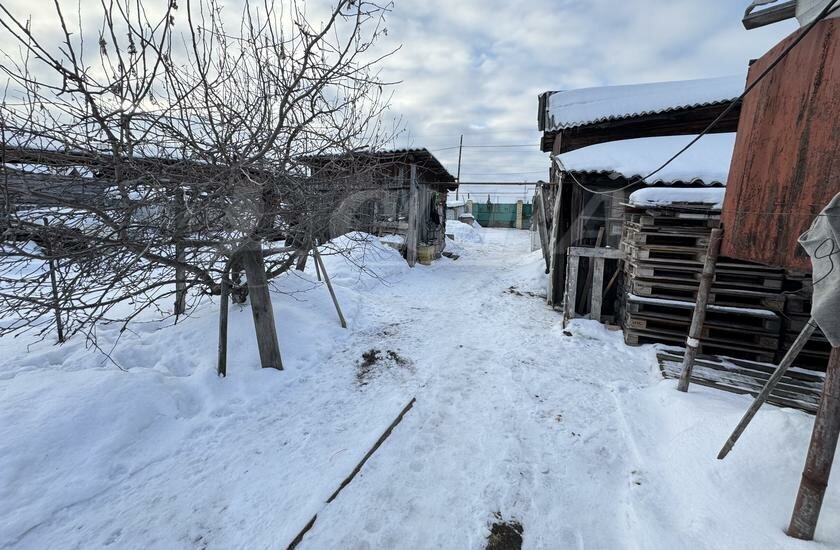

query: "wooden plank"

left=742, top=0, right=796, bottom=29
left=590, top=257, right=605, bottom=321
left=788, top=347, right=840, bottom=540
left=625, top=329, right=778, bottom=363
left=623, top=312, right=780, bottom=348
left=313, top=245, right=347, bottom=329
left=622, top=302, right=781, bottom=332
left=405, top=163, right=419, bottom=267
left=242, top=243, right=283, bottom=370
left=563, top=255, right=580, bottom=325
left=659, top=358, right=820, bottom=413
left=625, top=261, right=784, bottom=290
left=578, top=227, right=605, bottom=313
left=217, top=267, right=230, bottom=377
left=567, top=246, right=624, bottom=259
left=547, top=180, right=565, bottom=306
left=627, top=278, right=785, bottom=309
left=680, top=226, right=721, bottom=392
left=718, top=320, right=819, bottom=459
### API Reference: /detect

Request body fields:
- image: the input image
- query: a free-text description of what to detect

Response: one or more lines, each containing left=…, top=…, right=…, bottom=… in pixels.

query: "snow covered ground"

left=2, top=228, right=839, bottom=549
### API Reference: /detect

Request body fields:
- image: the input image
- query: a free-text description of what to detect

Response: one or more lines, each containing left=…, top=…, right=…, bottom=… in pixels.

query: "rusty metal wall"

left=720, top=19, right=840, bottom=270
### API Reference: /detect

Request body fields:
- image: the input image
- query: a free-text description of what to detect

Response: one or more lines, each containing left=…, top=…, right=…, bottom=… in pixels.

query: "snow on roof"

left=628, top=187, right=726, bottom=208
left=555, top=133, right=736, bottom=186
left=543, top=76, right=744, bottom=131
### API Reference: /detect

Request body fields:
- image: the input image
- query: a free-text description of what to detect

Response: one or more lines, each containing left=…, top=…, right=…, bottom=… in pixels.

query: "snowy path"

left=302, top=230, right=652, bottom=549
left=3, top=228, right=840, bottom=549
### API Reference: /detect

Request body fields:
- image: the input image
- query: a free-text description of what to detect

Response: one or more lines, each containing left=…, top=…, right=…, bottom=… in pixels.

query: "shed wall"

left=720, top=18, right=840, bottom=270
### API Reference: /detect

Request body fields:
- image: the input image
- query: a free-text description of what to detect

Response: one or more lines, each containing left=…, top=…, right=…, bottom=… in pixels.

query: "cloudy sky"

left=373, top=0, right=797, bottom=200
left=0, top=0, right=797, bottom=201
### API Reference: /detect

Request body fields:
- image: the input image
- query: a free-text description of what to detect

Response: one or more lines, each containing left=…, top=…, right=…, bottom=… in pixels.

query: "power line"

left=556, top=0, right=840, bottom=197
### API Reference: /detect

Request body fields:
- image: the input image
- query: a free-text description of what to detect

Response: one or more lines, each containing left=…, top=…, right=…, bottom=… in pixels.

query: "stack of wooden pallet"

left=620, top=203, right=785, bottom=364
left=783, top=272, right=832, bottom=372
left=617, top=202, right=827, bottom=412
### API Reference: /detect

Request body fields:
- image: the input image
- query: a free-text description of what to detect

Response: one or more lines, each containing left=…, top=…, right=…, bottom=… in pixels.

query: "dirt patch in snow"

left=486, top=516, right=523, bottom=550
left=504, top=286, right=544, bottom=299
left=355, top=349, right=413, bottom=386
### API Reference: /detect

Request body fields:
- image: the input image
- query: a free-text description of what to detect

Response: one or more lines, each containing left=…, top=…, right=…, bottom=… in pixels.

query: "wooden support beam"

left=217, top=266, right=231, bottom=377
left=718, top=320, right=819, bottom=459
left=242, top=242, right=283, bottom=370
left=577, top=226, right=604, bottom=313
left=788, top=347, right=840, bottom=540
left=743, top=0, right=797, bottom=29
left=405, top=163, right=419, bottom=267
left=312, top=244, right=347, bottom=329
left=547, top=183, right=565, bottom=306
left=173, top=192, right=187, bottom=316
left=677, top=228, right=723, bottom=392
left=590, top=257, right=605, bottom=322
left=562, top=255, right=580, bottom=327
left=42, top=221, right=65, bottom=344
left=533, top=191, right=550, bottom=273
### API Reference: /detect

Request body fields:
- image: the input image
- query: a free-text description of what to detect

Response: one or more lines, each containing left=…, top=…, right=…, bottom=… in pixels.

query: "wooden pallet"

left=784, top=294, right=813, bottom=315
left=622, top=225, right=711, bottom=248
left=623, top=311, right=780, bottom=346
left=624, top=261, right=784, bottom=290
left=625, top=329, right=777, bottom=363
left=657, top=351, right=822, bottom=413
left=623, top=220, right=712, bottom=236
left=622, top=297, right=781, bottom=332
left=621, top=241, right=708, bottom=265
left=628, top=279, right=785, bottom=310
left=625, top=212, right=720, bottom=230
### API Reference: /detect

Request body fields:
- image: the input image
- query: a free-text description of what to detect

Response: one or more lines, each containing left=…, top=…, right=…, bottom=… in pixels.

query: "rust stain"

left=721, top=19, right=840, bottom=271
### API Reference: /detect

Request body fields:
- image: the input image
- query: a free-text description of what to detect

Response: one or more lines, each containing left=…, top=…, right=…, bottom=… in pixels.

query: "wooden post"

left=312, top=244, right=347, bottom=328
left=718, top=320, right=818, bottom=459
left=173, top=192, right=187, bottom=316
left=577, top=226, right=604, bottom=313
left=677, top=228, right=723, bottom=392
left=534, top=192, right=550, bottom=273
left=590, top=257, right=605, bottom=322
left=405, top=163, right=419, bottom=267
left=547, top=182, right=565, bottom=306
left=313, top=250, right=322, bottom=281
left=42, top=220, right=65, bottom=343
left=562, top=255, right=580, bottom=327
left=515, top=200, right=524, bottom=230
left=788, top=347, right=840, bottom=540
left=217, top=265, right=231, bottom=377
left=241, top=241, right=283, bottom=370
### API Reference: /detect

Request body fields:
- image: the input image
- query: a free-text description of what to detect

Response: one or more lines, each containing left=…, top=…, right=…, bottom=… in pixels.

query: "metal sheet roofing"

left=541, top=76, right=745, bottom=132
left=554, top=133, right=736, bottom=186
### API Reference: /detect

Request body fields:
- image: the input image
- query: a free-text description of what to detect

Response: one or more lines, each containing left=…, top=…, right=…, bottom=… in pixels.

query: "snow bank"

left=315, top=231, right=410, bottom=289
left=445, top=220, right=484, bottom=243
left=544, top=75, right=744, bottom=131
left=629, top=187, right=726, bottom=208
left=556, top=133, right=736, bottom=186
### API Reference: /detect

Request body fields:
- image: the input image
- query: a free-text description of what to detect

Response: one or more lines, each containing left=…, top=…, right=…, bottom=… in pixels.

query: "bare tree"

left=0, top=0, right=399, bottom=370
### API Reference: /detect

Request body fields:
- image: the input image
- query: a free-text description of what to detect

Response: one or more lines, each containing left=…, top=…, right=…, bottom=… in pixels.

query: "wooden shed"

left=535, top=76, right=745, bottom=305
left=302, top=148, right=457, bottom=266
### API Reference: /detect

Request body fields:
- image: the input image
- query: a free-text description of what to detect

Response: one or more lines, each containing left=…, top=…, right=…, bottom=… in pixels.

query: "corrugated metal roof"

left=541, top=76, right=745, bottom=132
left=555, top=133, right=736, bottom=186
left=300, top=148, right=456, bottom=185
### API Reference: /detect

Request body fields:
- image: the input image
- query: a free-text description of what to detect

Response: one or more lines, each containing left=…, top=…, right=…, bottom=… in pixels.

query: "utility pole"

left=455, top=134, right=463, bottom=201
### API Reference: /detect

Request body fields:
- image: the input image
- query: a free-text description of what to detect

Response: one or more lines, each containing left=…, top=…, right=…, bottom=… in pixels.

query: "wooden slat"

left=590, top=257, right=605, bottom=321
